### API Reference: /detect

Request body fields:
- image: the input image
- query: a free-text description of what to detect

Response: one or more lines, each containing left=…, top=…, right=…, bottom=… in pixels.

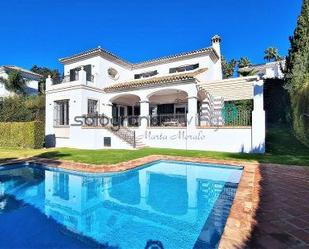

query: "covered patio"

left=108, top=88, right=201, bottom=128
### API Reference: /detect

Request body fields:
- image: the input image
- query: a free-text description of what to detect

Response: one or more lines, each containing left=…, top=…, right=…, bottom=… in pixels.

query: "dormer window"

left=134, top=70, right=158, bottom=79
left=169, top=63, right=199, bottom=74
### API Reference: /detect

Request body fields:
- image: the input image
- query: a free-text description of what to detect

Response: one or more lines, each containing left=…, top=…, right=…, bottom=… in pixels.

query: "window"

left=134, top=70, right=158, bottom=79
left=169, top=63, right=199, bottom=74
left=88, top=99, right=98, bottom=115
left=83, top=64, right=92, bottom=81
left=133, top=106, right=140, bottom=116
left=158, top=104, right=174, bottom=114
left=54, top=100, right=69, bottom=126
left=69, top=68, right=80, bottom=81
left=175, top=107, right=186, bottom=114
left=108, top=68, right=119, bottom=80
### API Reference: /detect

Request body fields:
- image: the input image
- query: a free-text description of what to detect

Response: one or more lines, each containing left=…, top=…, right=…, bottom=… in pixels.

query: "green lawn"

left=0, top=125, right=308, bottom=166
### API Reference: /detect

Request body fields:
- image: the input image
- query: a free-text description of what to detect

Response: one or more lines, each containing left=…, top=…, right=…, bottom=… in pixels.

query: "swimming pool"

left=0, top=160, right=243, bottom=249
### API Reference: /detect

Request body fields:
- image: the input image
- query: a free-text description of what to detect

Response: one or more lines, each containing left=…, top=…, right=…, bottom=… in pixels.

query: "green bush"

left=284, top=0, right=309, bottom=147
left=0, top=95, right=45, bottom=122
left=290, top=79, right=309, bottom=147
left=0, top=121, right=45, bottom=148
left=264, top=78, right=290, bottom=124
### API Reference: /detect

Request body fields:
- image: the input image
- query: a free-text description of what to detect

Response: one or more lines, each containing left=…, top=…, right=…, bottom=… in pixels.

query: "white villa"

left=45, top=35, right=265, bottom=153
left=0, top=65, right=42, bottom=98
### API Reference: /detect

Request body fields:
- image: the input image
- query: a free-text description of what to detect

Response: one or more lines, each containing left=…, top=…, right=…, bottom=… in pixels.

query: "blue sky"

left=0, top=0, right=302, bottom=72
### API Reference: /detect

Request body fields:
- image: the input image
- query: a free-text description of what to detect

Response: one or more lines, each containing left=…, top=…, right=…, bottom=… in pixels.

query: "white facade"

left=45, top=35, right=266, bottom=153
left=239, top=60, right=285, bottom=79
left=0, top=65, right=42, bottom=98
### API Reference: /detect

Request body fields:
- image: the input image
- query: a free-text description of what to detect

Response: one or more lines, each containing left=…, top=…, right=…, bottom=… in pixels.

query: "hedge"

left=291, top=81, right=309, bottom=147
left=264, top=78, right=290, bottom=124
left=0, top=121, right=45, bottom=148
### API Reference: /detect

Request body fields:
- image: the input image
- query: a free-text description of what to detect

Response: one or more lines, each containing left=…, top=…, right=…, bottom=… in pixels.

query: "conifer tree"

left=285, top=0, right=309, bottom=146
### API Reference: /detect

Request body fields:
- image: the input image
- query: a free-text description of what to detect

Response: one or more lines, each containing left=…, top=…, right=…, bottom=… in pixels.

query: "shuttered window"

left=70, top=68, right=79, bottom=81
left=54, top=100, right=69, bottom=126
left=84, top=64, right=92, bottom=81
left=88, top=99, right=98, bottom=115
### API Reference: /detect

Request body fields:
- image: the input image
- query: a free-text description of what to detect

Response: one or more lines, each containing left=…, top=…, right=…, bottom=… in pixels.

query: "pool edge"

left=0, top=155, right=259, bottom=248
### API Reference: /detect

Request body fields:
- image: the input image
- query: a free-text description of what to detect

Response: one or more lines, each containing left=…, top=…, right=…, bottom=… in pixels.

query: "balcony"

left=46, top=68, right=94, bottom=91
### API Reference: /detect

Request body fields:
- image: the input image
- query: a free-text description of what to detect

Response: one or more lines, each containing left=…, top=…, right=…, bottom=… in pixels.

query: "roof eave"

left=2, top=66, right=43, bottom=79
left=59, top=48, right=133, bottom=69
left=59, top=46, right=217, bottom=70
left=104, top=78, right=197, bottom=93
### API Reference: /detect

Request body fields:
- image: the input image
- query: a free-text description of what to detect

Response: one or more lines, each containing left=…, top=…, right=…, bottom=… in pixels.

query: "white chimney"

left=211, top=35, right=221, bottom=57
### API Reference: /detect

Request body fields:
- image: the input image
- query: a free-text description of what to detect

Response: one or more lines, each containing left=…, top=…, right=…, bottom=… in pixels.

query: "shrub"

left=290, top=78, right=309, bottom=147
left=0, top=95, right=45, bottom=122
left=264, top=78, right=290, bottom=124
left=284, top=0, right=309, bottom=146
left=224, top=99, right=253, bottom=111
left=0, top=121, right=45, bottom=148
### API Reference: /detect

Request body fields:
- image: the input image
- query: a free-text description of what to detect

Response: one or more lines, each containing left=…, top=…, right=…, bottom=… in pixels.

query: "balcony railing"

left=198, top=109, right=252, bottom=127
left=82, top=114, right=188, bottom=128
left=80, top=110, right=251, bottom=129
left=52, top=74, right=94, bottom=85
left=149, top=114, right=187, bottom=127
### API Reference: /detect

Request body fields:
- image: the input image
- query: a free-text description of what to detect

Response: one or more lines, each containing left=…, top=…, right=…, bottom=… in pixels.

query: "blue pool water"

left=0, top=160, right=242, bottom=249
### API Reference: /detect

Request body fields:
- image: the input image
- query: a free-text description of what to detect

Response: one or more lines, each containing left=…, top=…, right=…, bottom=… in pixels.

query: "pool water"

left=0, top=160, right=242, bottom=249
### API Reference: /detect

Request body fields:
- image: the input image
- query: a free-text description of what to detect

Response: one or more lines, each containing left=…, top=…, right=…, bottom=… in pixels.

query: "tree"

left=221, top=56, right=237, bottom=79
left=238, top=57, right=251, bottom=68
left=264, top=47, right=282, bottom=62
left=237, top=57, right=256, bottom=76
left=284, top=0, right=309, bottom=146
left=30, top=65, right=61, bottom=93
left=0, top=71, right=26, bottom=95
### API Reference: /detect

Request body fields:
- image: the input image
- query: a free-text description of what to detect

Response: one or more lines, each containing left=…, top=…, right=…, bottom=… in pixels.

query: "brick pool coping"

left=0, top=155, right=260, bottom=248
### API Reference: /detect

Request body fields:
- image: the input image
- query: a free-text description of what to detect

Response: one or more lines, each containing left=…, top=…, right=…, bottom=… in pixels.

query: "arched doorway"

left=147, top=89, right=188, bottom=127
left=109, top=94, right=141, bottom=126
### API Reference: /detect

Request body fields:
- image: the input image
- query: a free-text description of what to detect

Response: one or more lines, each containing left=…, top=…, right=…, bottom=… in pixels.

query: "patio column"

left=102, top=102, right=113, bottom=126
left=187, top=96, right=198, bottom=128
left=123, top=106, right=128, bottom=126
left=78, top=66, right=87, bottom=85
left=252, top=79, right=265, bottom=153
left=140, top=99, right=149, bottom=129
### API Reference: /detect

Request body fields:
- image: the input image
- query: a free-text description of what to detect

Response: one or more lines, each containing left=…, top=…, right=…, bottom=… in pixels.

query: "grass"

left=0, top=125, right=308, bottom=166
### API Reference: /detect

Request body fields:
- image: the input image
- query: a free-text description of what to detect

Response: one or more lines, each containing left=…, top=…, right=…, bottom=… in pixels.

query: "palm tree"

left=264, top=47, right=282, bottom=62
left=238, top=57, right=251, bottom=68
left=0, top=71, right=26, bottom=95
left=237, top=57, right=256, bottom=76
